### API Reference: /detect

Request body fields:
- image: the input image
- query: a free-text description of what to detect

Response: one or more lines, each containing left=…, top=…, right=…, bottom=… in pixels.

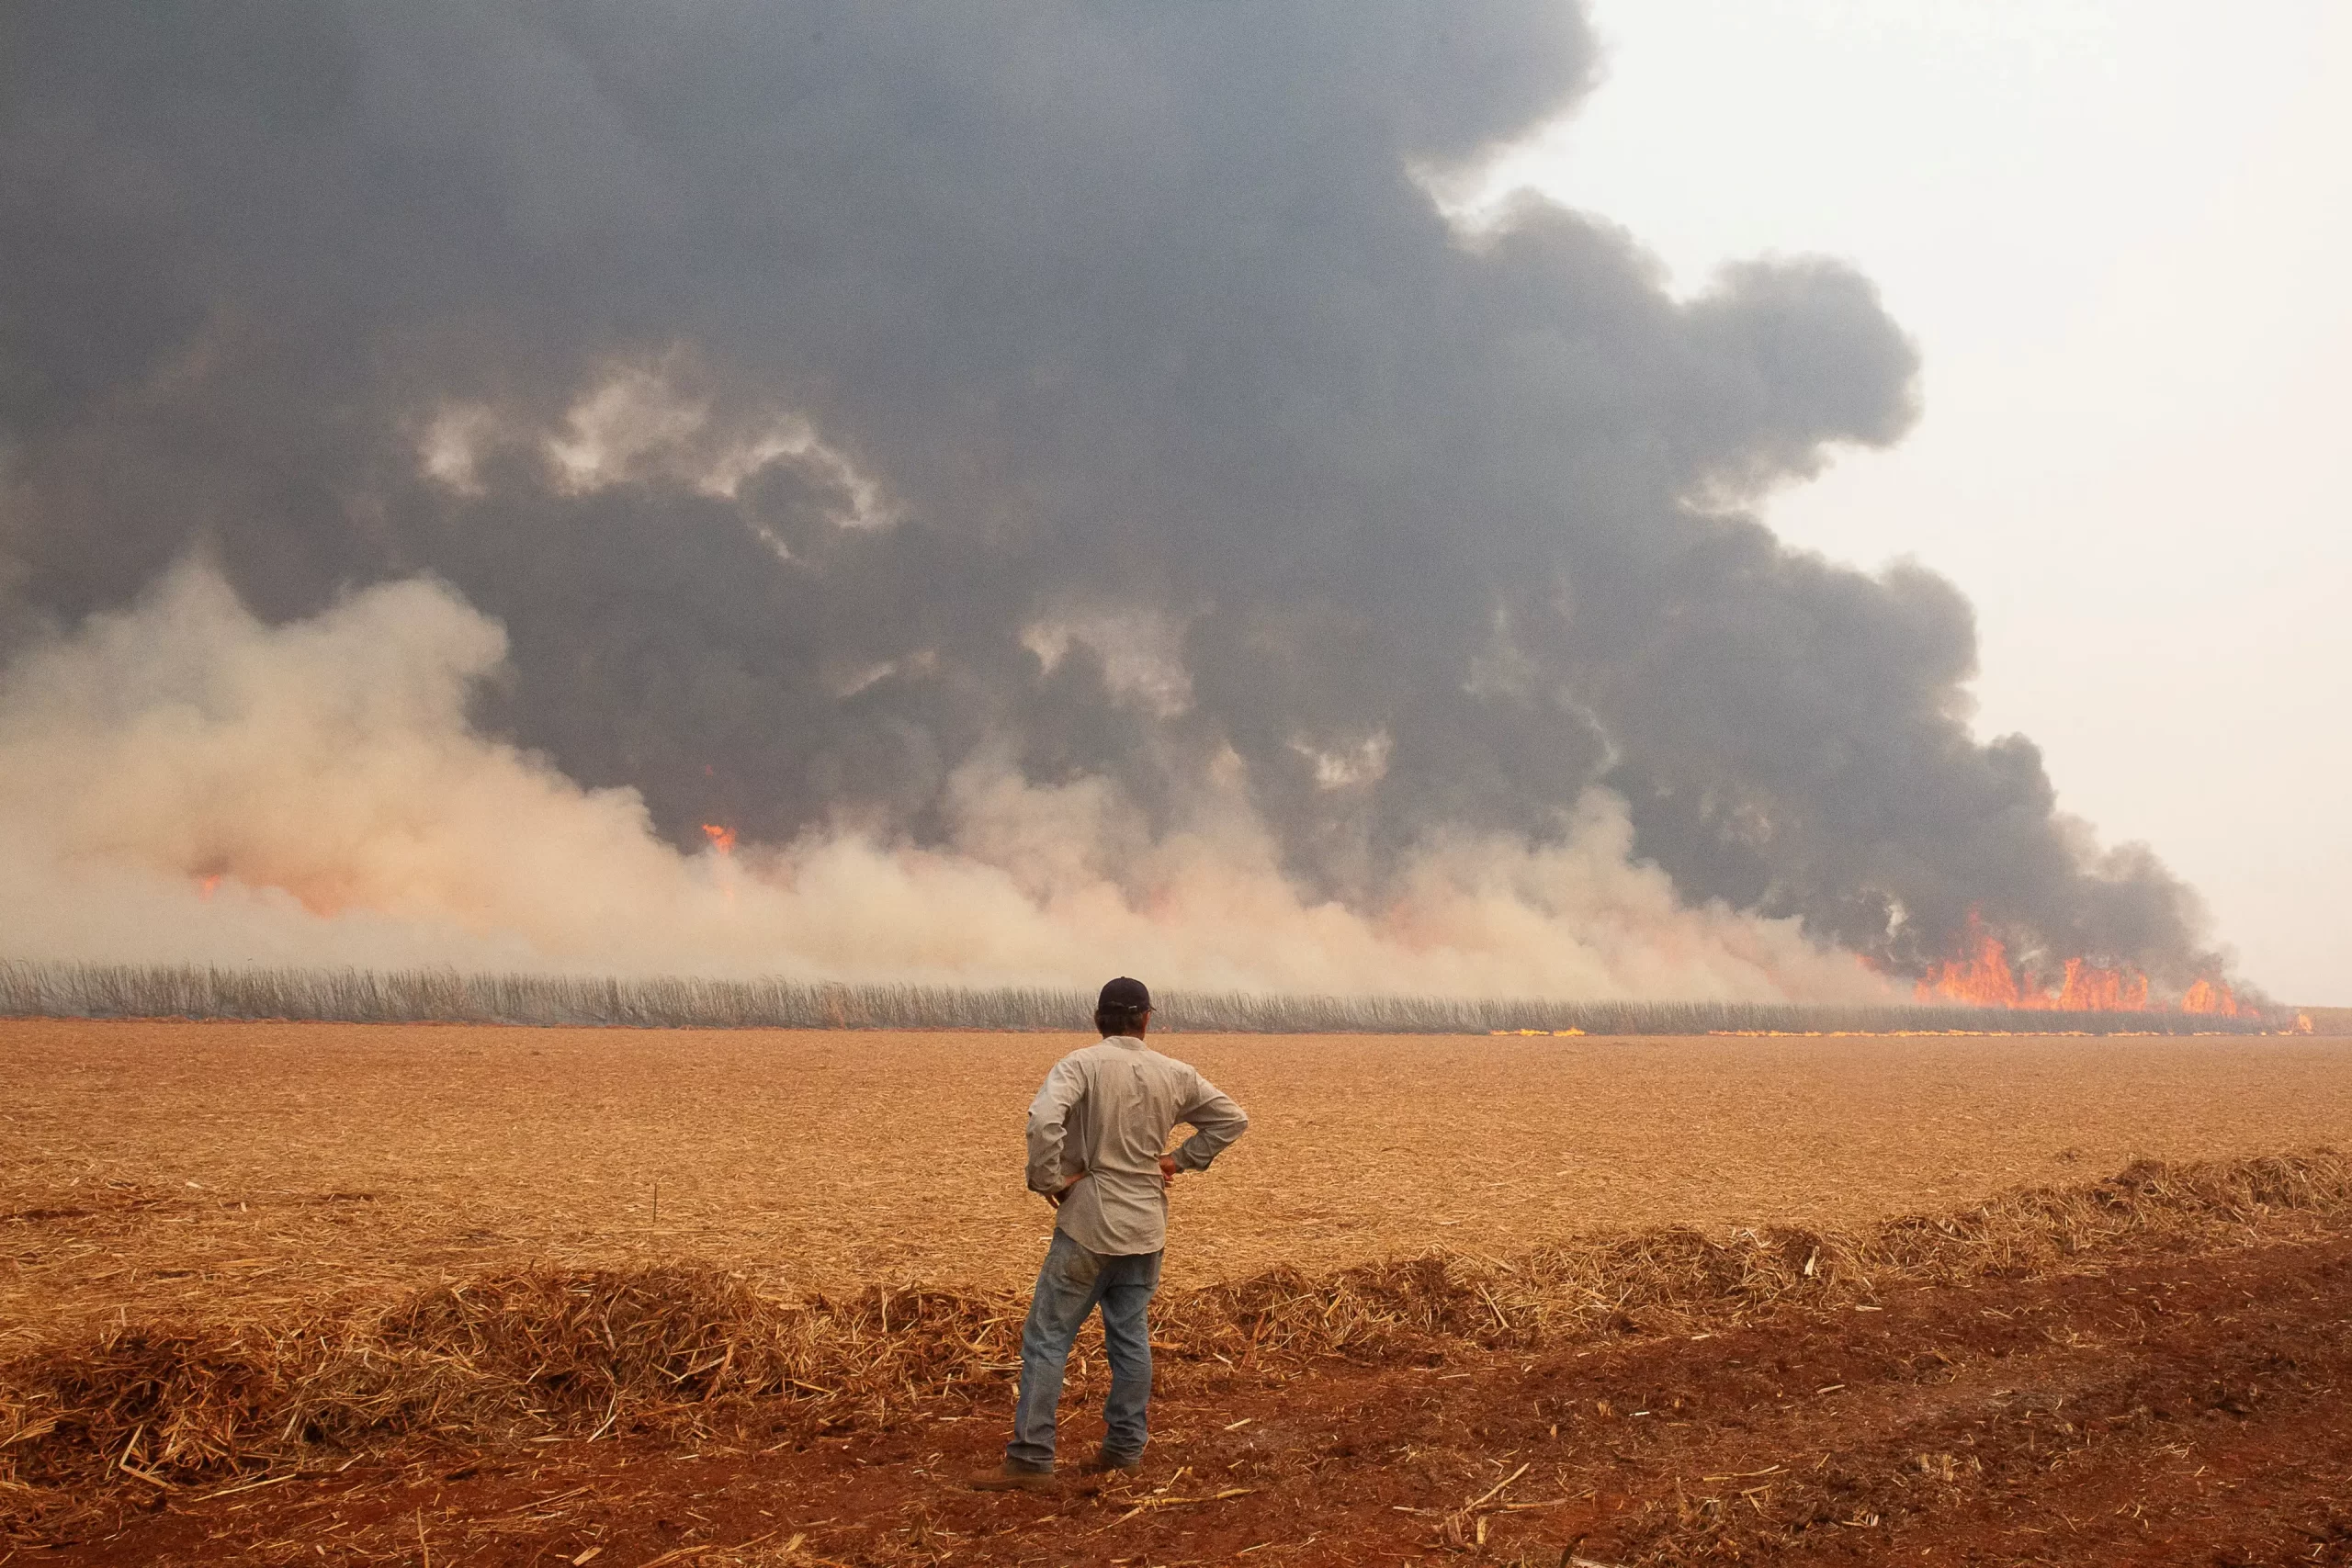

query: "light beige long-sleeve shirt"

left=1025, top=1035, right=1249, bottom=1256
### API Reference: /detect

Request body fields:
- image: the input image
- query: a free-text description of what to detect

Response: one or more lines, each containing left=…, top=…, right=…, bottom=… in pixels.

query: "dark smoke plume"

left=0, top=1, right=2233, bottom=994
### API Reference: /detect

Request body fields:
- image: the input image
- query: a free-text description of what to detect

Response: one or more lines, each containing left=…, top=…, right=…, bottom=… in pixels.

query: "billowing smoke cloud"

left=0, top=2, right=2233, bottom=997
left=0, top=559, right=1879, bottom=998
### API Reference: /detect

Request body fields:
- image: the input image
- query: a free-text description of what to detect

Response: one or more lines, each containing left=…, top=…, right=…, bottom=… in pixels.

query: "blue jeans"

left=1006, top=1230, right=1163, bottom=1469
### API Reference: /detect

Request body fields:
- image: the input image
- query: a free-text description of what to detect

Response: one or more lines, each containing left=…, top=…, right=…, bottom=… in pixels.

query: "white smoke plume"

left=0, top=561, right=1885, bottom=1001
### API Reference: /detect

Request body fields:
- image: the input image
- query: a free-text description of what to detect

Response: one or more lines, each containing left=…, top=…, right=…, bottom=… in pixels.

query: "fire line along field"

left=9, top=1019, right=2352, bottom=1566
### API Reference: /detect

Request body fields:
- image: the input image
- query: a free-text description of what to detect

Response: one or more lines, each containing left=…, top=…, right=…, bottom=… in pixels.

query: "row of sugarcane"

left=0, top=958, right=2286, bottom=1035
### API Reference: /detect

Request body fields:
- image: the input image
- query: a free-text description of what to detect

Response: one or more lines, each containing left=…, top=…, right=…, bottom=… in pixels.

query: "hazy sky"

left=1478, top=0, right=2351, bottom=1002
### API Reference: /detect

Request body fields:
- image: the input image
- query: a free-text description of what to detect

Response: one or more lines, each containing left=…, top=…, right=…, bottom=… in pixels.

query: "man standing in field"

left=974, top=976, right=1250, bottom=1490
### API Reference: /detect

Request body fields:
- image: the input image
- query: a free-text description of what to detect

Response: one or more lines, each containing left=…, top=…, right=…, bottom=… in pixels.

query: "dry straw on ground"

left=4, top=1149, right=2348, bottom=1516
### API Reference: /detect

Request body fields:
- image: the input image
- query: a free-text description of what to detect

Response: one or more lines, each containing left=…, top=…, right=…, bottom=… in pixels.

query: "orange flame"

left=1916, top=912, right=2250, bottom=1018
left=2179, top=978, right=2244, bottom=1018
left=1913, top=918, right=2022, bottom=1007
left=700, top=824, right=737, bottom=856
left=198, top=874, right=221, bottom=902
left=1913, top=912, right=2148, bottom=1011
left=2054, top=956, right=2149, bottom=1012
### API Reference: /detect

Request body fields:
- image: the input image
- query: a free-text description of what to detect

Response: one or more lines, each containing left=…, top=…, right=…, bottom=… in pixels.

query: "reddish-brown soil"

left=24, top=1229, right=2352, bottom=1568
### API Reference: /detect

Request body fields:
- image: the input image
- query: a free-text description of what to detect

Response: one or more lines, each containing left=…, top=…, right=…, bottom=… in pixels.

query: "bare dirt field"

left=7, top=1020, right=2352, bottom=1337
left=7, top=1019, right=2352, bottom=1566
left=38, top=1225, right=2352, bottom=1568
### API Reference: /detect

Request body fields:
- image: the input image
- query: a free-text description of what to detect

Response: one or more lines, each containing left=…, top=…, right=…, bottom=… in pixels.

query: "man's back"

left=1026, top=1035, right=1247, bottom=1256
left=978, top=977, right=1248, bottom=1489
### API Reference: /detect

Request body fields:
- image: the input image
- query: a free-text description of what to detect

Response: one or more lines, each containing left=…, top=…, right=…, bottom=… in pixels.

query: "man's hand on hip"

left=1158, top=1154, right=1179, bottom=1189
left=1047, top=1169, right=1085, bottom=1208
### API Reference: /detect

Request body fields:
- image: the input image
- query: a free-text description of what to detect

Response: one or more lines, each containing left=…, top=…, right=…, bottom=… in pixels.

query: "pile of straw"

left=1172, top=1148, right=2352, bottom=1361
left=5, top=1150, right=2346, bottom=1513
left=0, top=1271, right=1011, bottom=1498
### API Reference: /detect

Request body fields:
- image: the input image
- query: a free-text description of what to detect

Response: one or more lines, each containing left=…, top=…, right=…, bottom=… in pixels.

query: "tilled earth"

left=27, top=1231, right=2352, bottom=1567
left=16, top=1020, right=2352, bottom=1337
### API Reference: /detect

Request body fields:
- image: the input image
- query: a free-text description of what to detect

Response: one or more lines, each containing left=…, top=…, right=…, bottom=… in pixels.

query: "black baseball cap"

left=1098, top=976, right=1152, bottom=1012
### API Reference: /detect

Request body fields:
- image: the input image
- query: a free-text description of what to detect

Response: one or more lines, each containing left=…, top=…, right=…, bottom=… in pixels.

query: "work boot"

left=969, top=1459, right=1058, bottom=1493
left=1086, top=1448, right=1143, bottom=1473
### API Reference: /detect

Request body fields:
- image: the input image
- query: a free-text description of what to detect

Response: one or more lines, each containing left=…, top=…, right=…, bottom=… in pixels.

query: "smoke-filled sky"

left=0, top=1, right=2317, bottom=1001
left=1511, top=0, right=2352, bottom=1004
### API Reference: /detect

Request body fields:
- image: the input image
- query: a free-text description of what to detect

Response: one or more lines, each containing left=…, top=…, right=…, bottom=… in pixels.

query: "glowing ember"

left=700, top=824, right=737, bottom=855
left=198, top=874, right=221, bottom=902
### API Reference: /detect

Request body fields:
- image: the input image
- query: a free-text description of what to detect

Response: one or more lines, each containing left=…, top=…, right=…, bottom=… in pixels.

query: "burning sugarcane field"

left=3, top=4, right=2349, bottom=1565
